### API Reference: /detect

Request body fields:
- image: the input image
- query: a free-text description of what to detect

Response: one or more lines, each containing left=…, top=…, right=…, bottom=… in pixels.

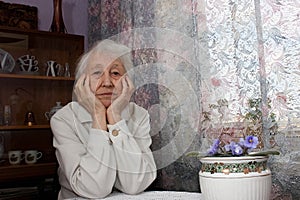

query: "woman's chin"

left=101, top=100, right=112, bottom=108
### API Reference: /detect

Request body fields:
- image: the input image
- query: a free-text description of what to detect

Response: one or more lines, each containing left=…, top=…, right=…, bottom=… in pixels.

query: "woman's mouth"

left=99, top=92, right=113, bottom=96
left=97, top=92, right=119, bottom=99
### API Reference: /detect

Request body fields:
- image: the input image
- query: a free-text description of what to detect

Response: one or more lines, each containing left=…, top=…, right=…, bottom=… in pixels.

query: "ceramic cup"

left=24, top=150, right=42, bottom=164
left=8, top=150, right=24, bottom=165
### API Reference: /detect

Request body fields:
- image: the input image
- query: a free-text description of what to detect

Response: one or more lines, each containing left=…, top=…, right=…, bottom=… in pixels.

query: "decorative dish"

left=0, top=48, right=15, bottom=73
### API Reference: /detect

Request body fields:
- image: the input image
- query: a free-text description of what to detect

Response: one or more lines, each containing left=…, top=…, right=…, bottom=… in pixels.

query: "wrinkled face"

left=86, top=52, right=126, bottom=108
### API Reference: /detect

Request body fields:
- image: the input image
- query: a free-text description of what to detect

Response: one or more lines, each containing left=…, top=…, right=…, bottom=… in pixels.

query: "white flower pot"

left=199, top=156, right=272, bottom=200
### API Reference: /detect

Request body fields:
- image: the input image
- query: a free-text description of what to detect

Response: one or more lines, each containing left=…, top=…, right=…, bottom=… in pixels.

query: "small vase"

left=50, top=0, right=67, bottom=33
left=199, top=156, right=272, bottom=200
left=64, top=63, right=71, bottom=77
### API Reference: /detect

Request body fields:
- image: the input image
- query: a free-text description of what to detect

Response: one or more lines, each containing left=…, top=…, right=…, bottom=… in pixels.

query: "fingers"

left=115, top=76, right=134, bottom=105
left=121, top=75, right=134, bottom=93
left=76, top=74, right=86, bottom=87
left=76, top=74, right=90, bottom=91
left=83, top=75, right=90, bottom=92
left=75, top=74, right=86, bottom=95
left=121, top=76, right=128, bottom=91
left=74, top=74, right=92, bottom=103
left=125, top=75, right=135, bottom=92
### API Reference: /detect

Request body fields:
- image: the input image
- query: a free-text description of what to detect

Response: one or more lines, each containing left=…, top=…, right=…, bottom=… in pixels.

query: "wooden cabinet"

left=0, top=26, right=84, bottom=197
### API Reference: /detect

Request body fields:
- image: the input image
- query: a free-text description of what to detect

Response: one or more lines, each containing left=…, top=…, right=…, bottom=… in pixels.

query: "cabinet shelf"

left=0, top=125, right=50, bottom=130
left=0, top=73, right=75, bottom=81
left=0, top=162, right=57, bottom=182
left=0, top=27, right=83, bottom=189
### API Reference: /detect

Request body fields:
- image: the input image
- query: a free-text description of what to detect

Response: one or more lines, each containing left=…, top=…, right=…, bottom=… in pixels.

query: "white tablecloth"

left=69, top=191, right=202, bottom=200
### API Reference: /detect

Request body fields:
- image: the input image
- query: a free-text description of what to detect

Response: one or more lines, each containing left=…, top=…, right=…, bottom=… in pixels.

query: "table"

left=69, top=191, right=202, bottom=199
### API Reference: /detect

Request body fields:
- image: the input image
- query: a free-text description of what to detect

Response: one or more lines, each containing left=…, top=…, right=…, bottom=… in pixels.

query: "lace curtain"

left=88, top=0, right=300, bottom=198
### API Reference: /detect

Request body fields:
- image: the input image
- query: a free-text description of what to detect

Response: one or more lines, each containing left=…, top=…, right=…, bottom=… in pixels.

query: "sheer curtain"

left=200, top=2, right=300, bottom=198
left=201, top=0, right=300, bottom=129
left=88, top=0, right=300, bottom=198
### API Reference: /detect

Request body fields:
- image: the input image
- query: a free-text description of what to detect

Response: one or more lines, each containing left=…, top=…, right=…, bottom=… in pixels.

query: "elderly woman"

left=50, top=39, right=157, bottom=199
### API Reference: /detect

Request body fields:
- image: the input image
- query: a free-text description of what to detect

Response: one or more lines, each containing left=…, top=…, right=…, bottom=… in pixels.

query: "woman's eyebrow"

left=111, top=61, right=123, bottom=68
left=90, top=64, right=104, bottom=71
left=111, top=64, right=120, bottom=69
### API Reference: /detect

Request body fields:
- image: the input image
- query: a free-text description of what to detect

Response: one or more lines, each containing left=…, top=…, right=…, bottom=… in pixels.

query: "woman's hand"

left=107, top=75, right=135, bottom=124
left=74, top=74, right=107, bottom=130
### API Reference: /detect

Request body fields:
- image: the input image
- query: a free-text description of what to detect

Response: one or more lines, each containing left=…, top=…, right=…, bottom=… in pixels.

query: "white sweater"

left=50, top=102, right=157, bottom=199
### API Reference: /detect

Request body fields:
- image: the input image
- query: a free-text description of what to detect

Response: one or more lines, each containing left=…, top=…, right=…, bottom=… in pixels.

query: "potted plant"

left=188, top=98, right=280, bottom=200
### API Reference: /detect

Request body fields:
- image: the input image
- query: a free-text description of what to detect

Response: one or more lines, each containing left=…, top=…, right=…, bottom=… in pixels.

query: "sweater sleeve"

left=107, top=112, right=157, bottom=194
left=51, top=113, right=117, bottom=199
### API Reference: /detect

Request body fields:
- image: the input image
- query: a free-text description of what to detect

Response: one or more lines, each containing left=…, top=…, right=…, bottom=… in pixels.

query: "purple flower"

left=224, top=143, right=231, bottom=152
left=243, top=136, right=259, bottom=149
left=206, top=135, right=260, bottom=157
left=230, top=143, right=244, bottom=155
left=225, top=142, right=244, bottom=156
left=208, top=139, right=220, bottom=156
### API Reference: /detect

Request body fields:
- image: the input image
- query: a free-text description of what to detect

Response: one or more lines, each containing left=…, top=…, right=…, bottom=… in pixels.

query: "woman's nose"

left=100, top=73, right=113, bottom=87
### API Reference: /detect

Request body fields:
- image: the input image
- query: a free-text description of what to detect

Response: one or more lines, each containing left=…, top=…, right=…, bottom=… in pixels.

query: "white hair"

left=75, top=39, right=133, bottom=80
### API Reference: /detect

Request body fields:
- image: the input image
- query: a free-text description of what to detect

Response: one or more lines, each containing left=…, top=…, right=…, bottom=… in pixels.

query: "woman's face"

left=86, top=52, right=126, bottom=108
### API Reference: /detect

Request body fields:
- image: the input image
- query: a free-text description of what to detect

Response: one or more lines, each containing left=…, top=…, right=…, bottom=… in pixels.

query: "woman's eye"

left=111, top=71, right=121, bottom=77
left=91, top=71, right=102, bottom=78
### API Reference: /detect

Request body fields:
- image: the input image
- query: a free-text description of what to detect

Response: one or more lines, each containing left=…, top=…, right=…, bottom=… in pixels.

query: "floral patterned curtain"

left=88, top=0, right=300, bottom=198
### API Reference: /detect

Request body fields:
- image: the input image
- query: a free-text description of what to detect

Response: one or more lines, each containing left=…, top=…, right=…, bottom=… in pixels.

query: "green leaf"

left=185, top=151, right=207, bottom=158
left=248, top=150, right=280, bottom=156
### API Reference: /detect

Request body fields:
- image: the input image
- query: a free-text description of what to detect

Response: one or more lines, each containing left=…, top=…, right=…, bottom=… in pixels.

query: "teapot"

left=45, top=102, right=63, bottom=120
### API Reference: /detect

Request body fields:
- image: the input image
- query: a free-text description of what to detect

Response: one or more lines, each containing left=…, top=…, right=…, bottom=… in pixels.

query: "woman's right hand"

left=74, top=74, right=107, bottom=130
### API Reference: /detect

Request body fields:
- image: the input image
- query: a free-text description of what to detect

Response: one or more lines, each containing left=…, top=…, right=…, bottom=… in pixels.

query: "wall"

left=4, top=0, right=88, bottom=50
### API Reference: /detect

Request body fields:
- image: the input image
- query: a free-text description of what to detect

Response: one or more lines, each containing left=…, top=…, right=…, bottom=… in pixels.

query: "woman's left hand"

left=107, top=75, right=135, bottom=124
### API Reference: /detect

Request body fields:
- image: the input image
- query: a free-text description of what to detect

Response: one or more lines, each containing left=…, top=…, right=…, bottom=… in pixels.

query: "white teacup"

left=24, top=150, right=42, bottom=164
left=8, top=150, right=24, bottom=165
